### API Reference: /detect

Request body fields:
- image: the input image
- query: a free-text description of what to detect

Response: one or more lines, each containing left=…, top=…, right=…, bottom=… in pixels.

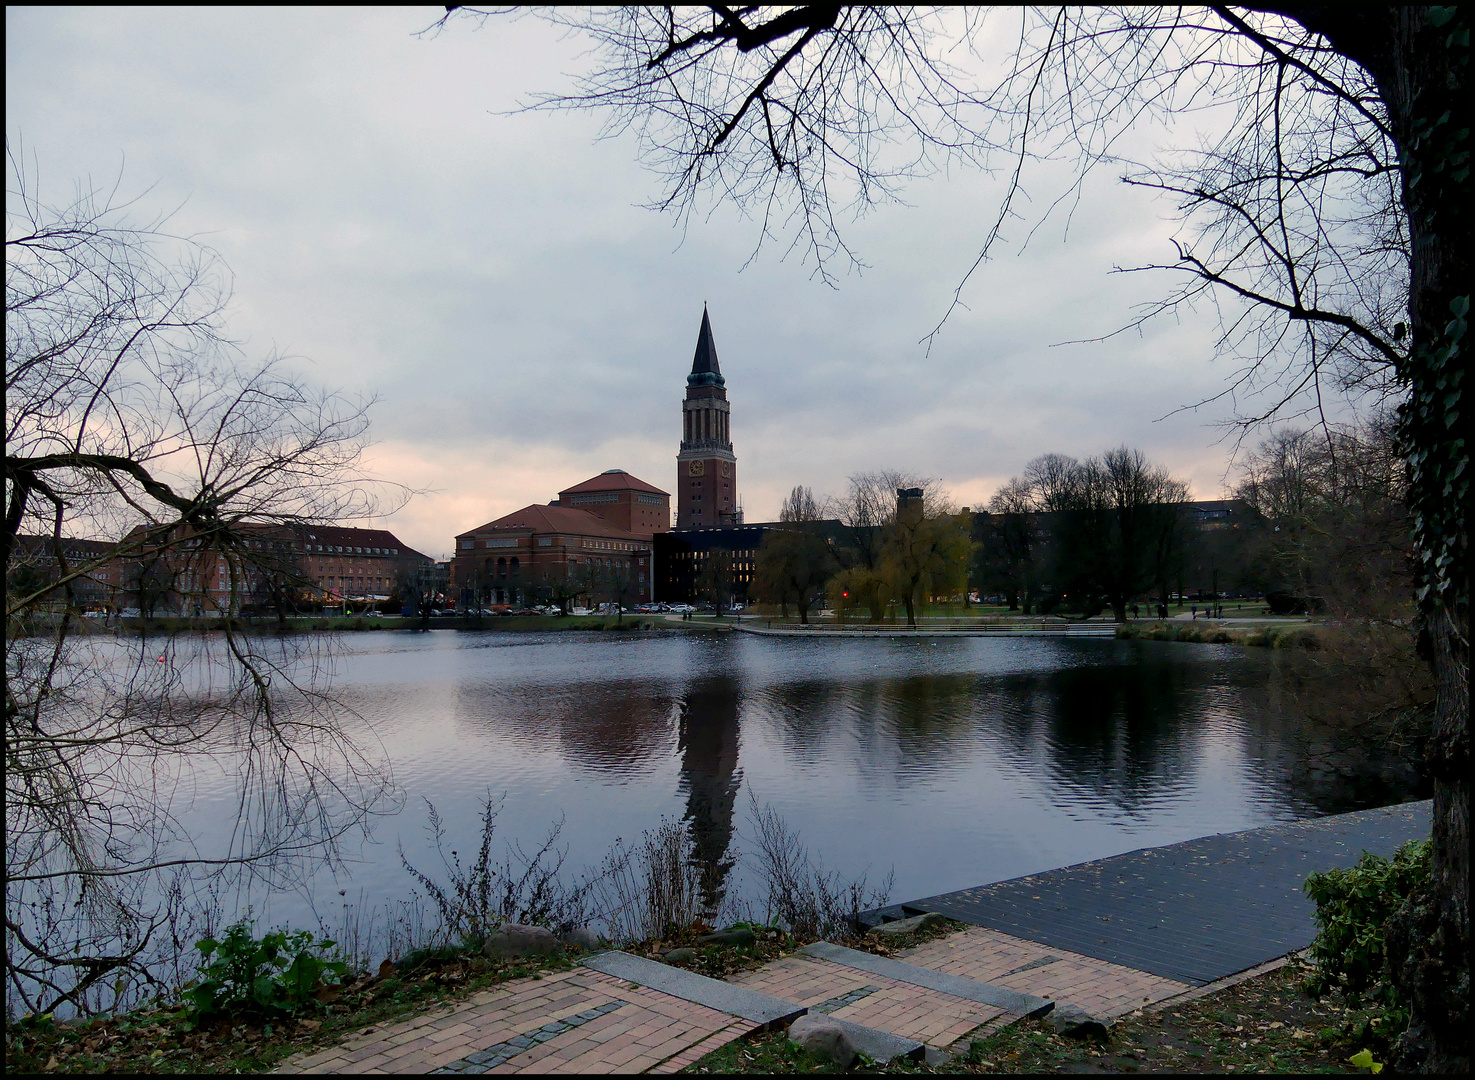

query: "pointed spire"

left=688, top=305, right=725, bottom=386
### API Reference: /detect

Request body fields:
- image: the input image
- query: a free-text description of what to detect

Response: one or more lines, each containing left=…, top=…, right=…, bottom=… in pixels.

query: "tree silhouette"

left=442, top=7, right=1468, bottom=1068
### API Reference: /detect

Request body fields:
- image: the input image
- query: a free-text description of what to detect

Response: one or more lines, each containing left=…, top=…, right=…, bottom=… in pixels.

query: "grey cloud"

left=8, top=8, right=1269, bottom=552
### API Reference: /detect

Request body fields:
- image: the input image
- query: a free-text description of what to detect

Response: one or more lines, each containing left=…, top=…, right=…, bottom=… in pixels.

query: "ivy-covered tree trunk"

left=1300, top=6, right=1471, bottom=1071
left=1384, top=9, right=1470, bottom=1072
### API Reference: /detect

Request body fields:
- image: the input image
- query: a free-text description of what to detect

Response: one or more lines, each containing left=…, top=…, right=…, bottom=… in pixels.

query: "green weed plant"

left=182, top=919, right=349, bottom=1027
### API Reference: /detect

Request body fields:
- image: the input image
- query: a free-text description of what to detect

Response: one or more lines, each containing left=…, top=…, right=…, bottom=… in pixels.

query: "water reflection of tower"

left=677, top=677, right=743, bottom=915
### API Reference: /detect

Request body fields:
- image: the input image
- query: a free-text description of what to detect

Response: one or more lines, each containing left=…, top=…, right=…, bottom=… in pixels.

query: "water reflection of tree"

left=452, top=683, right=674, bottom=777
left=753, top=674, right=998, bottom=792
left=1040, top=661, right=1199, bottom=815
left=975, top=657, right=1202, bottom=817
left=756, top=681, right=847, bottom=766
left=1232, top=653, right=1431, bottom=816
left=676, top=677, right=743, bottom=915
left=880, top=674, right=981, bottom=763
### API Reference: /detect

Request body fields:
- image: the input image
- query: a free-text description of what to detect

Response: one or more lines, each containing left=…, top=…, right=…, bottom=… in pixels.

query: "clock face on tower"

left=720, top=462, right=731, bottom=477
left=688, top=460, right=705, bottom=476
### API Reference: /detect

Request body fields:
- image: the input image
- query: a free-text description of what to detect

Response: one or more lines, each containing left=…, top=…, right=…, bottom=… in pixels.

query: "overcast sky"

left=9, top=7, right=1289, bottom=559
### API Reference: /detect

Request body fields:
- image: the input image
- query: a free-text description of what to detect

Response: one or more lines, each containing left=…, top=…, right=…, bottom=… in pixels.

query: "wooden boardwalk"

left=887, top=800, right=1432, bottom=986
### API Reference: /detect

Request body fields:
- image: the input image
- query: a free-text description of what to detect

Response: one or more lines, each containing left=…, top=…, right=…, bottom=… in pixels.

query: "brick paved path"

left=727, top=951, right=1011, bottom=1050
left=892, top=925, right=1191, bottom=1020
left=274, top=967, right=753, bottom=1075
left=274, top=922, right=1195, bottom=1074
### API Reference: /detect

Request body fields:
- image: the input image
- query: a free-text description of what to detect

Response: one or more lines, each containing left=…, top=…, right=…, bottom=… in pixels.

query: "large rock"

left=696, top=927, right=756, bottom=947
left=663, top=947, right=698, bottom=964
left=1046, top=1002, right=1112, bottom=1042
left=484, top=923, right=562, bottom=959
left=559, top=927, right=603, bottom=950
left=788, top=1014, right=857, bottom=1068
left=867, top=911, right=947, bottom=938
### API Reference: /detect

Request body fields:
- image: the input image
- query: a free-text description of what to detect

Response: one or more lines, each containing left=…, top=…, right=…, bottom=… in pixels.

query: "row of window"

left=174, top=536, right=399, bottom=557
left=463, top=534, right=651, bottom=554
left=306, top=544, right=398, bottom=555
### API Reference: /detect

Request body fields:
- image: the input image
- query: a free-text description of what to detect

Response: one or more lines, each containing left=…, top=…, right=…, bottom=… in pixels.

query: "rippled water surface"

left=188, top=628, right=1369, bottom=928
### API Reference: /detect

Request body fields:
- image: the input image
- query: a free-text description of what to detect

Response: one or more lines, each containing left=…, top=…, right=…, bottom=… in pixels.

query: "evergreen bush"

left=1303, top=839, right=1431, bottom=1005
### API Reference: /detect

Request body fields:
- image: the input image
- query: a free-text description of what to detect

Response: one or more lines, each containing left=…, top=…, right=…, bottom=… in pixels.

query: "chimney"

left=896, top=487, right=925, bottom=525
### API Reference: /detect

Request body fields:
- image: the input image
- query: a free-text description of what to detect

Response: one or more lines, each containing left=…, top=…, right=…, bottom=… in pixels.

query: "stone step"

left=580, top=951, right=803, bottom=1026
left=798, top=940, right=1054, bottom=1018
left=811, top=1015, right=926, bottom=1065
left=579, top=950, right=926, bottom=1064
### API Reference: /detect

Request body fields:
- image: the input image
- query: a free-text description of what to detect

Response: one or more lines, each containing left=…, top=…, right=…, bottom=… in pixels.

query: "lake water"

left=175, top=626, right=1404, bottom=935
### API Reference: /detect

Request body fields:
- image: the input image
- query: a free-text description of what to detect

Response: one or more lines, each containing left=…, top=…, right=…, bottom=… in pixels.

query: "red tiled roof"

left=285, top=524, right=425, bottom=558
left=10, top=534, right=118, bottom=560
left=116, top=522, right=430, bottom=562
left=458, top=504, right=646, bottom=541
left=557, top=471, right=669, bottom=497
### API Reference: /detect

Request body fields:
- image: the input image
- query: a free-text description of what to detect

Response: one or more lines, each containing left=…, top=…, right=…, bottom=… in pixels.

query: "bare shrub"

left=398, top=796, right=596, bottom=949
left=593, top=819, right=708, bottom=945
left=745, top=793, right=892, bottom=941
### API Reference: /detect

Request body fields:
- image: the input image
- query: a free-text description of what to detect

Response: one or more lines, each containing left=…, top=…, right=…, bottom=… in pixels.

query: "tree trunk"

left=1385, top=11, right=1470, bottom=1071
left=1295, top=7, right=1471, bottom=1071
left=1386, top=609, right=1471, bottom=1071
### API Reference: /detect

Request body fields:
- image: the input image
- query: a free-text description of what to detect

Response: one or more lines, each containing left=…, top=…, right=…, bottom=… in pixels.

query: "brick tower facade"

left=677, top=307, right=739, bottom=528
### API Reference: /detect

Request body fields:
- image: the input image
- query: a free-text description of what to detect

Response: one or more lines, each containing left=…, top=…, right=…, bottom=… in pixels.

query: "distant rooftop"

left=558, top=470, right=669, bottom=497
left=458, top=503, right=646, bottom=541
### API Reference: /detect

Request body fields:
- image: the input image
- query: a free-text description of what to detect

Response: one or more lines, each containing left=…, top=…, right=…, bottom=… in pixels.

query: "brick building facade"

left=555, top=470, right=672, bottom=535
left=8, top=535, right=122, bottom=612
left=451, top=471, right=670, bottom=609
left=115, top=522, right=430, bottom=616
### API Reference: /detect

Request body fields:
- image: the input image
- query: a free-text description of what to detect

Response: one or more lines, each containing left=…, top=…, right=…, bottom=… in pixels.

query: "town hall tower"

left=677, top=307, right=739, bottom=528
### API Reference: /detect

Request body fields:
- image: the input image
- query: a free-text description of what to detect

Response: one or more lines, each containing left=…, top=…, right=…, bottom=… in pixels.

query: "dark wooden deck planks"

left=902, top=801, right=1432, bottom=986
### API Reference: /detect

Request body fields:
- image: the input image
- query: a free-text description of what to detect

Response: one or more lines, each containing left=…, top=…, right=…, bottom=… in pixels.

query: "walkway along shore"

left=737, top=620, right=1117, bottom=638
left=274, top=800, right=1431, bottom=1074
